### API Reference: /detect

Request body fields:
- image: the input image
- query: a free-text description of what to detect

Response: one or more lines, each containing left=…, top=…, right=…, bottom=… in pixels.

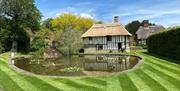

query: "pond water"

left=13, top=55, right=141, bottom=76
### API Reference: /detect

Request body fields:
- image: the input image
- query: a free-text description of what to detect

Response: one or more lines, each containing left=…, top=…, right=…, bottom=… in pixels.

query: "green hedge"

left=147, top=26, right=180, bottom=60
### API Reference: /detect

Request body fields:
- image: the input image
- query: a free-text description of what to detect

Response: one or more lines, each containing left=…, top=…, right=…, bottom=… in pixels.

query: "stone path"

left=0, top=88, right=3, bottom=91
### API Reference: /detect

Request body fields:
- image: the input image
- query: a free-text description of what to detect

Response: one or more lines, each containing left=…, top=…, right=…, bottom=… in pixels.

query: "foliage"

left=30, top=28, right=50, bottom=56
left=142, top=45, right=147, bottom=49
left=0, top=0, right=41, bottom=53
left=41, top=18, right=53, bottom=29
left=96, top=21, right=104, bottom=24
left=51, top=13, right=95, bottom=32
left=30, top=37, right=46, bottom=52
left=50, top=13, right=95, bottom=54
left=30, top=47, right=45, bottom=58
left=78, top=49, right=84, bottom=53
left=0, top=0, right=41, bottom=30
left=125, top=20, right=156, bottom=35
left=125, top=20, right=141, bottom=35
left=0, top=29, right=12, bottom=53
left=56, top=30, right=83, bottom=55
left=147, top=26, right=180, bottom=60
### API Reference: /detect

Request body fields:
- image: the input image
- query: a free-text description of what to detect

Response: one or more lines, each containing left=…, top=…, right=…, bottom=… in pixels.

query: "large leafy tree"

left=50, top=13, right=95, bottom=54
left=125, top=20, right=141, bottom=35
left=51, top=13, right=95, bottom=32
left=0, top=0, right=41, bottom=53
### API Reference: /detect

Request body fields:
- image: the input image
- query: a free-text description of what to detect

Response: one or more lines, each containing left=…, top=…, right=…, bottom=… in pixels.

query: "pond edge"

left=8, top=54, right=144, bottom=79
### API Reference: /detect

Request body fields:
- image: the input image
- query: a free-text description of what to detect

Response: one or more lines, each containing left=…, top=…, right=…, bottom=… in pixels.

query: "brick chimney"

left=114, top=16, right=119, bottom=23
left=143, top=20, right=149, bottom=27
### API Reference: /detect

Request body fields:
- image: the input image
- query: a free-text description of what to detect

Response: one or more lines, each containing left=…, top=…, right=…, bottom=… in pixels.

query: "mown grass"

left=118, top=74, right=138, bottom=91
left=0, top=50, right=180, bottom=91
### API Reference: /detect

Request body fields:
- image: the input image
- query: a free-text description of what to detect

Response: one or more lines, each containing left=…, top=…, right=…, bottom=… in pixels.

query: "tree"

left=30, top=28, right=50, bottom=52
left=51, top=13, right=78, bottom=32
left=56, top=29, right=83, bottom=55
left=50, top=13, right=95, bottom=54
left=96, top=21, right=104, bottom=24
left=77, top=17, right=95, bottom=32
left=125, top=20, right=141, bottom=35
left=51, top=13, right=95, bottom=32
left=41, top=18, right=53, bottom=29
left=0, top=29, right=12, bottom=53
left=125, top=20, right=156, bottom=36
left=0, top=0, right=41, bottom=53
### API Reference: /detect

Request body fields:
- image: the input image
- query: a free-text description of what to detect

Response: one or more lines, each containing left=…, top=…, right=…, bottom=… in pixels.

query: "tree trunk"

left=11, top=40, right=17, bottom=57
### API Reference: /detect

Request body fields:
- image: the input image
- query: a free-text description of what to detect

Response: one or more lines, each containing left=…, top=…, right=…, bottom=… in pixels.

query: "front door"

left=118, top=43, right=122, bottom=50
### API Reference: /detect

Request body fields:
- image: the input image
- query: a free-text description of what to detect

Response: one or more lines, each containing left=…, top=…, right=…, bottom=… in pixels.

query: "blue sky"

left=35, top=0, right=180, bottom=27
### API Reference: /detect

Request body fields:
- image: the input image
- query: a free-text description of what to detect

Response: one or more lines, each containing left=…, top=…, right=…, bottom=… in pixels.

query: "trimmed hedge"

left=147, top=26, right=180, bottom=60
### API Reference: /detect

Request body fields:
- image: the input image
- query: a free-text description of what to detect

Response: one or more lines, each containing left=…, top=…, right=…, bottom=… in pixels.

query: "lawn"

left=0, top=51, right=179, bottom=91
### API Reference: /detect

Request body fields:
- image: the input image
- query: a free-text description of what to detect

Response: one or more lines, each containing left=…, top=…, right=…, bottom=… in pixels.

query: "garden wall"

left=147, top=26, right=180, bottom=60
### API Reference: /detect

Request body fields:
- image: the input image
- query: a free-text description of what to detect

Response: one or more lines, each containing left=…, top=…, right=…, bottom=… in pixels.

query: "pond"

left=12, top=55, right=141, bottom=76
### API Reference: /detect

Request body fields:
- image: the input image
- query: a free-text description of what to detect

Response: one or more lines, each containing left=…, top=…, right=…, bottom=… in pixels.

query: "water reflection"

left=84, top=55, right=138, bottom=72
left=14, top=55, right=140, bottom=76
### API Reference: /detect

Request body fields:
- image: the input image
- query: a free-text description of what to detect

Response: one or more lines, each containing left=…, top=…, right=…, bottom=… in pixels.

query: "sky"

left=35, top=0, right=180, bottom=27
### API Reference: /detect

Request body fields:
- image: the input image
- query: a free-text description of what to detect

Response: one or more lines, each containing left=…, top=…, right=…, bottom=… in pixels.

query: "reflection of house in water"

left=84, top=55, right=131, bottom=72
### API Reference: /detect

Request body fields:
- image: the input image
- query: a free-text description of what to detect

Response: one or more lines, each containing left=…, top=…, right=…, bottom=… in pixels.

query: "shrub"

left=0, top=29, right=12, bottom=53
left=30, top=37, right=46, bottom=52
left=147, top=26, right=180, bottom=60
left=142, top=45, right=147, bottom=49
left=78, top=49, right=84, bottom=53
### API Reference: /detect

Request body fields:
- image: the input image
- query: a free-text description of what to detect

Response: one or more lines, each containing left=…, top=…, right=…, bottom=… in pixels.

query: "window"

left=97, top=45, right=103, bottom=50
left=89, top=37, right=92, bottom=40
left=107, top=36, right=112, bottom=41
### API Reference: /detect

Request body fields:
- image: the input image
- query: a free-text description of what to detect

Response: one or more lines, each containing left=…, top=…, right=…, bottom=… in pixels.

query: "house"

left=81, top=16, right=132, bottom=53
left=136, top=20, right=165, bottom=45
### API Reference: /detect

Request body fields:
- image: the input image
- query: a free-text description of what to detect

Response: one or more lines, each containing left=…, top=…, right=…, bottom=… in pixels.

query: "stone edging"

left=0, top=86, right=4, bottom=91
left=8, top=54, right=144, bottom=79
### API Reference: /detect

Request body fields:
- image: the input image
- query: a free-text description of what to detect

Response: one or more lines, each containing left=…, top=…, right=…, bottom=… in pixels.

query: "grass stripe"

left=143, top=68, right=179, bottom=91
left=144, top=61, right=180, bottom=81
left=80, top=77, right=107, bottom=86
left=23, top=76, right=62, bottom=91
left=38, top=77, right=73, bottom=91
left=142, top=55, right=180, bottom=73
left=134, top=69, right=168, bottom=91
left=0, top=59, right=41, bottom=91
left=140, top=53, right=180, bottom=68
left=127, top=71, right=152, bottom=91
left=143, top=64, right=180, bottom=89
left=0, top=69, right=24, bottom=91
left=118, top=73, right=138, bottom=91
left=145, top=59, right=180, bottom=74
left=104, top=75, right=122, bottom=91
left=53, top=78, right=105, bottom=91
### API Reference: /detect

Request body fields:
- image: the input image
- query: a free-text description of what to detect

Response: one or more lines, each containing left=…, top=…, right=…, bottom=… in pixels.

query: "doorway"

left=118, top=43, right=122, bottom=50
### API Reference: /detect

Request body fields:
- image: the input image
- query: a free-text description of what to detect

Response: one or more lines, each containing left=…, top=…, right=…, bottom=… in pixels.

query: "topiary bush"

left=147, top=26, right=180, bottom=60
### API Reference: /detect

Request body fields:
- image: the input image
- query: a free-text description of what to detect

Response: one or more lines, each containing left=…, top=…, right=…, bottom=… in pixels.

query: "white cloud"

left=43, top=7, right=95, bottom=20
left=107, top=2, right=180, bottom=27
left=80, top=13, right=94, bottom=19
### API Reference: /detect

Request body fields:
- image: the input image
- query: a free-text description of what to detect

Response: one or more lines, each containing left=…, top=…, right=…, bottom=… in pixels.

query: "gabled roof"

left=136, top=25, right=165, bottom=39
left=81, top=23, right=132, bottom=37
